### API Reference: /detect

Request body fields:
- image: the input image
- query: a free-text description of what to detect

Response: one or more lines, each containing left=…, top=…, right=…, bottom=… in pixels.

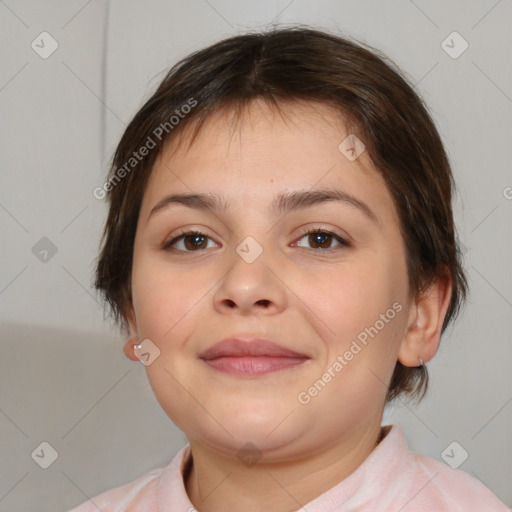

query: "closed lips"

left=198, top=338, right=310, bottom=360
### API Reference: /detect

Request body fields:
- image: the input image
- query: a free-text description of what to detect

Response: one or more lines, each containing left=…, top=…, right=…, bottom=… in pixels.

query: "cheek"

left=309, top=254, right=408, bottom=368
left=312, top=260, right=392, bottom=325
left=131, top=252, right=204, bottom=340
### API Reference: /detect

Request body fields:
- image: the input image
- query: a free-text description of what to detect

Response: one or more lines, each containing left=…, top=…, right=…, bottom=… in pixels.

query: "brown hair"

left=94, top=25, right=468, bottom=404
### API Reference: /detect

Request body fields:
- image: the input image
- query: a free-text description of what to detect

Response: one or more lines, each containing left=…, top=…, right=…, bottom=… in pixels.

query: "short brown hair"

left=94, top=25, right=468, bottom=404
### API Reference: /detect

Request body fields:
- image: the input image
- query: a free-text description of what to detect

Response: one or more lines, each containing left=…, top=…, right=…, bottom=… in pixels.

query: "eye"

left=293, top=227, right=350, bottom=251
left=162, top=230, right=216, bottom=253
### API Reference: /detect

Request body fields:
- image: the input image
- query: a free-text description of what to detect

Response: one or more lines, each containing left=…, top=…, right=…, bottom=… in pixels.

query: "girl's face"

left=128, top=100, right=413, bottom=460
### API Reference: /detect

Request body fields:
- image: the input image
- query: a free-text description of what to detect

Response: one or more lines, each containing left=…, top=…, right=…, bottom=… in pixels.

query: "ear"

left=398, top=270, right=453, bottom=367
left=123, top=302, right=140, bottom=362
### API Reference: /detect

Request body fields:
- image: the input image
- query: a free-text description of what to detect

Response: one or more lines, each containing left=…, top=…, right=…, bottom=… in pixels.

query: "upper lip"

left=199, top=337, right=310, bottom=360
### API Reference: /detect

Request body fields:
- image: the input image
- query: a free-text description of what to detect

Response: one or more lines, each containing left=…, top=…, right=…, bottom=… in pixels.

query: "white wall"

left=1, top=0, right=511, bottom=510
left=1, top=0, right=112, bottom=333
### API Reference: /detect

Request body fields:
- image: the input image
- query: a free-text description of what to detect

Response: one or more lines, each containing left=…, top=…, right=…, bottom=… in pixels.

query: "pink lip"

left=199, top=338, right=310, bottom=377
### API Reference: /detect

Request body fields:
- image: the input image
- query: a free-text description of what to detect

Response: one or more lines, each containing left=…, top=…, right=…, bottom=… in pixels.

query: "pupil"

left=186, top=234, right=205, bottom=250
left=312, top=233, right=330, bottom=248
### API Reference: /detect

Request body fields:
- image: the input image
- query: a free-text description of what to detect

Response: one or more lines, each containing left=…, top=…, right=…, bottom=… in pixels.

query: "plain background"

left=0, top=0, right=511, bottom=510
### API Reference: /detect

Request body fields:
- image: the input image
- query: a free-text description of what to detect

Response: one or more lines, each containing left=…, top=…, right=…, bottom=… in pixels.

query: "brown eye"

left=162, top=230, right=216, bottom=252
left=294, top=229, right=349, bottom=250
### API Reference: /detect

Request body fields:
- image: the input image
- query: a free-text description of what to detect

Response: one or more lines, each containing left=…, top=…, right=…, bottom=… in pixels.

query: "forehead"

left=139, top=99, right=396, bottom=225
left=161, top=99, right=367, bottom=167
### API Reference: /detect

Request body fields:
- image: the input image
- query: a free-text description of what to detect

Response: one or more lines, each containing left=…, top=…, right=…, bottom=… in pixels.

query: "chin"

left=205, top=413, right=306, bottom=457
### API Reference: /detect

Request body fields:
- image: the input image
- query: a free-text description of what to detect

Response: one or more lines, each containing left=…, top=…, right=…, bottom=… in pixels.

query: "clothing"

left=69, top=424, right=510, bottom=511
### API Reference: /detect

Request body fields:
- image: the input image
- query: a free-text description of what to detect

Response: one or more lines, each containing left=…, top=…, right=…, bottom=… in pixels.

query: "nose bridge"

left=226, top=195, right=274, bottom=264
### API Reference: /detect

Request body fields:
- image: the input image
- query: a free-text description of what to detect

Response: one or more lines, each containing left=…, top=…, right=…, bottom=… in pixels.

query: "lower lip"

left=202, top=356, right=308, bottom=376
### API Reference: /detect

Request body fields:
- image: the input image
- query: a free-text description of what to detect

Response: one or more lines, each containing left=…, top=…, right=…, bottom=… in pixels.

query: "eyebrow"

left=147, top=188, right=380, bottom=226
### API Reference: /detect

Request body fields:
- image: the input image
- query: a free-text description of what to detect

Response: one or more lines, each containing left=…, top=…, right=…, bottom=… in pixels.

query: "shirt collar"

left=156, top=424, right=413, bottom=512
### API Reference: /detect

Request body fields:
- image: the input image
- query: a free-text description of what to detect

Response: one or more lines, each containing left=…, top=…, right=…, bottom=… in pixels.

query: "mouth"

left=198, top=337, right=310, bottom=377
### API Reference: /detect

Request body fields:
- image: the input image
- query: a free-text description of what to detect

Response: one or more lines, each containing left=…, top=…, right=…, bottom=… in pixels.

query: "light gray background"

left=1, top=0, right=511, bottom=510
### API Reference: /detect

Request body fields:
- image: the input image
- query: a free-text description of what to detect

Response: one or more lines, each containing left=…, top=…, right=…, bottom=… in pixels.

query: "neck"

left=184, top=420, right=389, bottom=512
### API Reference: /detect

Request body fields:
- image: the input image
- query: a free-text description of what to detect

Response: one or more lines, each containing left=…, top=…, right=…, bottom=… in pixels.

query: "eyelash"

left=161, top=227, right=350, bottom=254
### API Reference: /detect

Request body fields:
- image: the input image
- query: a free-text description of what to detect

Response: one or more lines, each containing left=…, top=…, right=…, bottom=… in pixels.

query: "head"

left=94, top=26, right=467, bottom=454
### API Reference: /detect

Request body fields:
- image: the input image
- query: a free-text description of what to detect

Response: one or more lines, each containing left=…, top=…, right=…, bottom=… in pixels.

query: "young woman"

left=71, top=26, right=509, bottom=511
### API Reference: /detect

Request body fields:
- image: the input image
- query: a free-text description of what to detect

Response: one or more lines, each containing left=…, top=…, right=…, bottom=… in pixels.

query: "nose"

left=212, top=249, right=288, bottom=316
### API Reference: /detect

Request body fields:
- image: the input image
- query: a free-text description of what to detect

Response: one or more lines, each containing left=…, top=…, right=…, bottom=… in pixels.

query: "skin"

left=124, top=99, right=452, bottom=512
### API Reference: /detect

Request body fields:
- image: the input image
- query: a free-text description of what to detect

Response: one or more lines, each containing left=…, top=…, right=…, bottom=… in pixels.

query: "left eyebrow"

left=147, top=188, right=380, bottom=227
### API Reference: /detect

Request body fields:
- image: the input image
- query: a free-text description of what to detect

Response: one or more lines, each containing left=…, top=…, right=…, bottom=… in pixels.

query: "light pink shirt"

left=69, top=424, right=510, bottom=511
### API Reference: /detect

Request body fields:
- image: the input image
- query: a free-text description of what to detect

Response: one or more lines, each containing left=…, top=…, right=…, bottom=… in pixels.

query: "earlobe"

left=398, top=272, right=453, bottom=367
left=123, top=334, right=141, bottom=362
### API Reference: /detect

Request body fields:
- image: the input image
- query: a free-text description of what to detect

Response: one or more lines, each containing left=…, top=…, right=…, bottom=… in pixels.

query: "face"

left=128, top=99, right=412, bottom=460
